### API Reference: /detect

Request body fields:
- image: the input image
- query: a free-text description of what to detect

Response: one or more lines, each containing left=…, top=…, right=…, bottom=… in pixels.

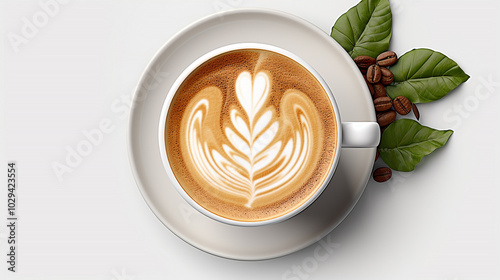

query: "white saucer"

left=128, top=8, right=376, bottom=260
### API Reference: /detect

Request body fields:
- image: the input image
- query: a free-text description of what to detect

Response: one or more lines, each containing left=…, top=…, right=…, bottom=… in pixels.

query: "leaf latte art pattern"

left=181, top=71, right=322, bottom=208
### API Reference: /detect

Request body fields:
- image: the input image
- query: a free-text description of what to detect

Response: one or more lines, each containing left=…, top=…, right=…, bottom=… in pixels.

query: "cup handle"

left=341, top=122, right=380, bottom=148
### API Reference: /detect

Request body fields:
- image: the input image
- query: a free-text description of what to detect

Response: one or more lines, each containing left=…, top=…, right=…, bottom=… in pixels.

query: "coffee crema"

left=165, top=49, right=337, bottom=222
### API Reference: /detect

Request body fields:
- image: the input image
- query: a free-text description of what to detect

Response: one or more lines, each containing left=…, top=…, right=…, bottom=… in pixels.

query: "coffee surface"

left=165, top=49, right=337, bottom=222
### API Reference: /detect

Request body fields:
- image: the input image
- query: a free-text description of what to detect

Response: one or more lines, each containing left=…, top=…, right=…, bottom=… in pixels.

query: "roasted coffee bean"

left=373, top=96, right=393, bottom=112
left=354, top=56, right=376, bottom=69
left=377, top=110, right=396, bottom=127
left=380, top=67, right=394, bottom=85
left=393, top=96, right=412, bottom=115
left=376, top=51, right=398, bottom=67
left=372, top=83, right=387, bottom=99
left=373, top=167, right=392, bottom=182
left=363, top=75, right=375, bottom=95
left=375, top=150, right=380, bottom=161
left=366, top=64, right=381, bottom=83
left=412, top=103, right=420, bottom=120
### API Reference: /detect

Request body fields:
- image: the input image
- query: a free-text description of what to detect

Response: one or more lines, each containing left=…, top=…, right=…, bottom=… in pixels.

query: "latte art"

left=183, top=71, right=321, bottom=207
left=165, top=49, right=337, bottom=222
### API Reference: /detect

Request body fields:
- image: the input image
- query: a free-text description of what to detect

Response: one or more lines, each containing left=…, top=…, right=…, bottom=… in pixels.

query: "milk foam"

left=166, top=49, right=337, bottom=221
left=183, top=71, right=320, bottom=207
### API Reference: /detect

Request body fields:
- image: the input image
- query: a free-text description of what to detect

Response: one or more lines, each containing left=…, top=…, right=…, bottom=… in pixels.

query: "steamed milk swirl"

left=165, top=49, right=337, bottom=222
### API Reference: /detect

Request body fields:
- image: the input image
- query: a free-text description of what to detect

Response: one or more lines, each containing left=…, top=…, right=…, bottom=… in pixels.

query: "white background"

left=1, top=0, right=499, bottom=279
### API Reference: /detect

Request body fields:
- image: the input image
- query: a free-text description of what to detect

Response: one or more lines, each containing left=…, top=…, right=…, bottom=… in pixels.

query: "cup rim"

left=158, top=43, right=343, bottom=227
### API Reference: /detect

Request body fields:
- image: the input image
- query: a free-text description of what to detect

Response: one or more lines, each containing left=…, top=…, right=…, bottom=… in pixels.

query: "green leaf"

left=386, top=48, right=470, bottom=103
left=331, top=0, right=392, bottom=59
left=379, top=119, right=453, bottom=172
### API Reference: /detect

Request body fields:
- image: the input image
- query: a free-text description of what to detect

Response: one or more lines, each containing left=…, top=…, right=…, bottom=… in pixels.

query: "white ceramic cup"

left=159, top=43, right=380, bottom=227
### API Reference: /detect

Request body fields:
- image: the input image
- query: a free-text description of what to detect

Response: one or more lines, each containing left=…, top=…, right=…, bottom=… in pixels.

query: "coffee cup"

left=159, top=43, right=379, bottom=226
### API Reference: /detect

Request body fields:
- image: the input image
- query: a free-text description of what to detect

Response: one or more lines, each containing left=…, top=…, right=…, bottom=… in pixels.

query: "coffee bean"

left=376, top=51, right=398, bottom=67
left=380, top=67, right=394, bottom=85
left=372, top=83, right=387, bottom=99
left=366, top=64, right=381, bottom=83
left=412, top=103, right=420, bottom=120
left=354, top=56, right=376, bottom=69
left=363, top=75, right=375, bottom=95
left=375, top=150, right=379, bottom=161
left=393, top=96, right=412, bottom=115
left=377, top=110, right=396, bottom=127
left=373, top=167, right=392, bottom=182
left=373, top=96, right=393, bottom=112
